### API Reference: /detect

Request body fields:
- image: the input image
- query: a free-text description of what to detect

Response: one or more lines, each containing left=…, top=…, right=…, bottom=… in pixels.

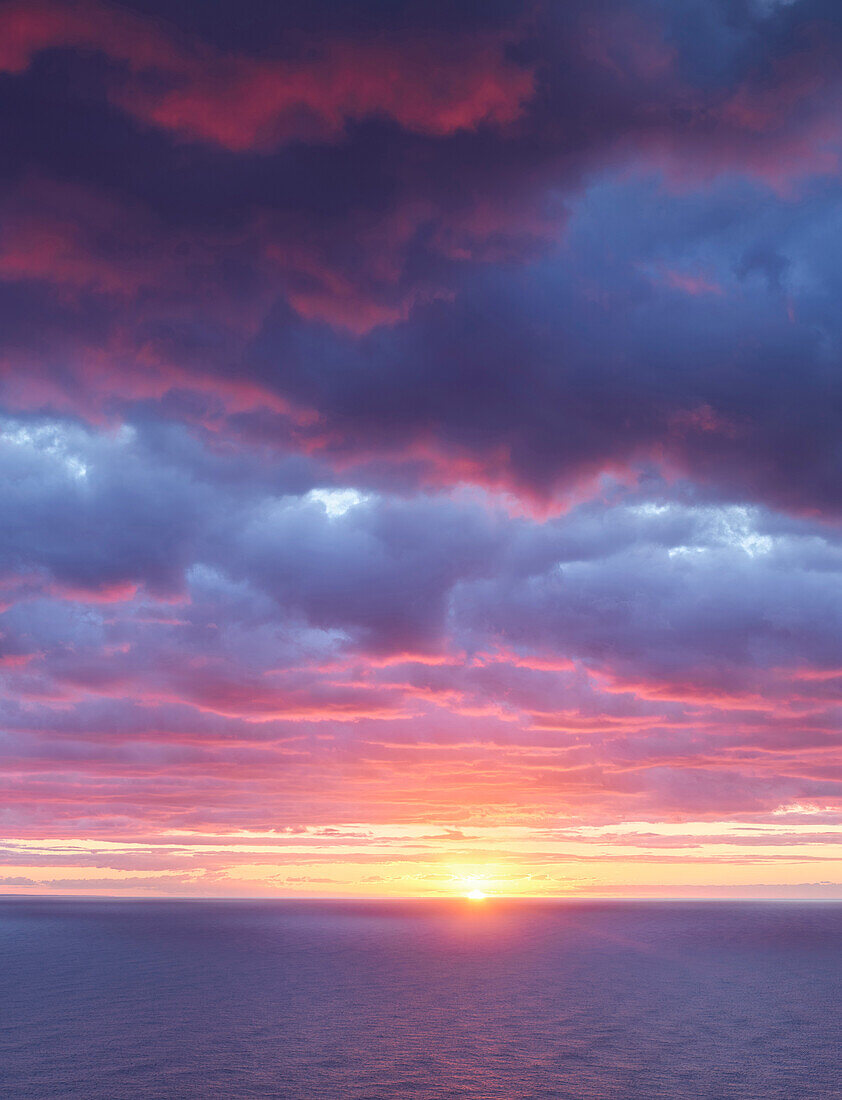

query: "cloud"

left=0, top=0, right=534, bottom=150
left=0, top=420, right=840, bottom=839
left=0, top=0, right=841, bottom=893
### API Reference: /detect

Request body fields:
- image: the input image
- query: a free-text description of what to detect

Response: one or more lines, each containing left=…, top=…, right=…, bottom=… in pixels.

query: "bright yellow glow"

left=8, top=817, right=842, bottom=899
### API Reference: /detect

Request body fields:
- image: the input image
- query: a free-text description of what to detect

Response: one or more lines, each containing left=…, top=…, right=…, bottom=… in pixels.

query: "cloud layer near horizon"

left=1, top=0, right=841, bottom=896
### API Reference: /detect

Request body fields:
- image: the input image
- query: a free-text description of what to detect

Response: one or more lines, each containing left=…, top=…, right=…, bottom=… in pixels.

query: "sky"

left=0, top=0, right=841, bottom=899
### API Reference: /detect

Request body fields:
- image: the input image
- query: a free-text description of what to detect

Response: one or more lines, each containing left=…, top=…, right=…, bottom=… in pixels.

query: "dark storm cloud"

left=0, top=0, right=840, bottom=512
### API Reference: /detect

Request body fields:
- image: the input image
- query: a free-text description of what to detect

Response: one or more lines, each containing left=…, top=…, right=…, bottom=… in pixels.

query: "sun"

left=465, top=889, right=487, bottom=901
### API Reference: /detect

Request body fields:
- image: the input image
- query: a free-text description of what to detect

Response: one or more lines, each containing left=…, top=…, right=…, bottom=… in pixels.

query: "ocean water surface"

left=0, top=898, right=840, bottom=1099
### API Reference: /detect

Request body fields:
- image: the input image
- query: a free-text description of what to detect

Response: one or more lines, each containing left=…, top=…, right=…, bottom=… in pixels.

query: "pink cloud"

left=0, top=0, right=535, bottom=151
left=658, top=268, right=724, bottom=297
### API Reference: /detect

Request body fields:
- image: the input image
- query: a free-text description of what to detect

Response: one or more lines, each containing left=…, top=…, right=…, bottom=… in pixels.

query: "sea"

left=0, top=898, right=840, bottom=1099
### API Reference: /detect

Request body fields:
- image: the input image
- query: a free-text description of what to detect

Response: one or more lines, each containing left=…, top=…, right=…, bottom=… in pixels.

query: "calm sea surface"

left=0, top=899, right=840, bottom=1099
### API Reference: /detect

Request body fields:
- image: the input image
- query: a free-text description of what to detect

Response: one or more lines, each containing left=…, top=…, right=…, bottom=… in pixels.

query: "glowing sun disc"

left=466, top=890, right=487, bottom=901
